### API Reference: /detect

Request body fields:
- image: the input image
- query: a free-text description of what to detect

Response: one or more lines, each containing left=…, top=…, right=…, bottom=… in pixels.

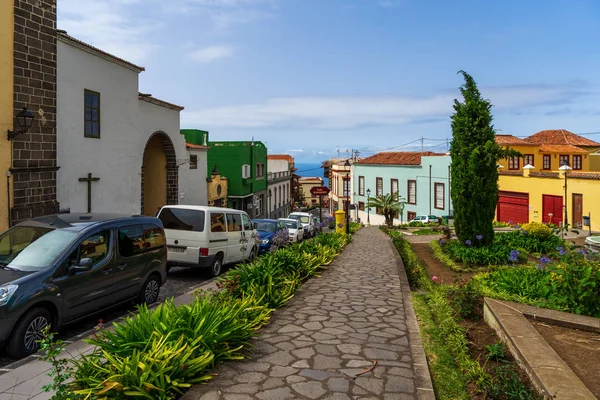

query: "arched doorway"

left=141, top=131, right=178, bottom=216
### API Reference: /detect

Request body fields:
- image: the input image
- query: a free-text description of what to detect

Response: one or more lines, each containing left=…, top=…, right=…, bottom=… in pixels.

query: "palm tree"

left=366, top=193, right=406, bottom=228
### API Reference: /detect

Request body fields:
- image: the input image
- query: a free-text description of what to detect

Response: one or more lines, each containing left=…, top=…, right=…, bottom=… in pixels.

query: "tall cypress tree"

left=450, top=71, right=503, bottom=246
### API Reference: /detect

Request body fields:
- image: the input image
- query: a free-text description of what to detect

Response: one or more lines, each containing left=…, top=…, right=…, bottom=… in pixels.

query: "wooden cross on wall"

left=79, top=173, right=100, bottom=213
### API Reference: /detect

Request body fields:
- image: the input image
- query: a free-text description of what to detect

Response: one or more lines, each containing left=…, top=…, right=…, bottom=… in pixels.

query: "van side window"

left=80, top=231, right=111, bottom=265
left=226, top=213, right=243, bottom=232
left=210, top=213, right=226, bottom=232
left=241, top=214, right=253, bottom=231
left=143, top=224, right=165, bottom=251
left=158, top=208, right=205, bottom=232
left=118, top=225, right=144, bottom=258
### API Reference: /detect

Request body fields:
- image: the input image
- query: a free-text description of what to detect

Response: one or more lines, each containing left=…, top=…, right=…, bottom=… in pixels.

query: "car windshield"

left=281, top=220, right=297, bottom=229
left=254, top=221, right=277, bottom=233
left=0, top=226, right=77, bottom=272
left=289, top=215, right=310, bottom=223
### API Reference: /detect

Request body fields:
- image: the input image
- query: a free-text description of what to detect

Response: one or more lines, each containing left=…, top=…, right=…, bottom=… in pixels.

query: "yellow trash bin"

left=335, top=210, right=346, bottom=234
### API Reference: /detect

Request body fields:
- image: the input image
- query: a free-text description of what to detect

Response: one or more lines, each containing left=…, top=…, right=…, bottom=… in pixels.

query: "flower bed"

left=43, top=232, right=352, bottom=400
left=474, top=250, right=600, bottom=318
left=438, top=223, right=565, bottom=267
left=383, top=228, right=539, bottom=400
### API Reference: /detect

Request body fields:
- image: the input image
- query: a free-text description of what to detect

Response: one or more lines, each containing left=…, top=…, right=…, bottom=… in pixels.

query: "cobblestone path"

left=182, top=227, right=434, bottom=400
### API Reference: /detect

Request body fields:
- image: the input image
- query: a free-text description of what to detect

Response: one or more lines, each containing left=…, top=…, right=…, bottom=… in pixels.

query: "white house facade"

left=267, top=155, right=293, bottom=219
left=56, top=32, right=207, bottom=215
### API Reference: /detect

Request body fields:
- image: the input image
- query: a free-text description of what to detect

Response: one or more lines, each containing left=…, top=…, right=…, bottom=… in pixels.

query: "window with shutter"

left=407, top=180, right=416, bottom=204
left=376, top=177, right=383, bottom=196
left=391, top=179, right=398, bottom=196
left=434, top=183, right=444, bottom=210
left=358, top=176, right=365, bottom=196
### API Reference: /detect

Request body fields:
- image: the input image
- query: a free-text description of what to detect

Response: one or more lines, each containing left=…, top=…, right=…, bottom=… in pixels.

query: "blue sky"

left=58, top=0, right=600, bottom=162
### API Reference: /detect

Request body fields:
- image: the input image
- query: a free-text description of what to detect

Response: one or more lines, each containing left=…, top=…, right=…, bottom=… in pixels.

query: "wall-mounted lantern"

left=7, top=107, right=35, bottom=141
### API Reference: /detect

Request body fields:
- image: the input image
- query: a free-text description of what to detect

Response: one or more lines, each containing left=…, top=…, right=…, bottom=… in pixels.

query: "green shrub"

left=383, top=228, right=432, bottom=289
left=407, top=221, right=427, bottom=227
left=485, top=341, right=506, bottom=361
left=474, top=267, right=548, bottom=305
left=521, top=222, right=552, bottom=239
left=74, top=293, right=271, bottom=399
left=544, top=252, right=600, bottom=317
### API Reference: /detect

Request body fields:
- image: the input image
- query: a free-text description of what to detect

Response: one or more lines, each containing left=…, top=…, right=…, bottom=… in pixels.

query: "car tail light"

left=200, top=248, right=209, bottom=256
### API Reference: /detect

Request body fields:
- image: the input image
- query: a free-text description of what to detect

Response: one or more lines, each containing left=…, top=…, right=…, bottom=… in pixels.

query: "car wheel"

left=7, top=307, right=52, bottom=358
left=139, top=274, right=161, bottom=304
left=209, top=255, right=223, bottom=277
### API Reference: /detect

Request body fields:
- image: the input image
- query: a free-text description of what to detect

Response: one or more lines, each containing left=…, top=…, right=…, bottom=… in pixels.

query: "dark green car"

left=0, top=214, right=167, bottom=358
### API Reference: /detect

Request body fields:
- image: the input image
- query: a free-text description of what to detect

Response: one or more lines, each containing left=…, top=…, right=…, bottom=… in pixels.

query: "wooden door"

left=572, top=194, right=583, bottom=228
left=542, top=195, right=563, bottom=226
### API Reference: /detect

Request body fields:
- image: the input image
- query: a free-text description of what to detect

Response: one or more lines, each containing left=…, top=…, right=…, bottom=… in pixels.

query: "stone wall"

left=11, top=0, right=59, bottom=224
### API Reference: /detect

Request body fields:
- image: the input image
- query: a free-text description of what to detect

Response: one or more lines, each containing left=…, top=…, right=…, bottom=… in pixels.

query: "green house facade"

left=182, top=130, right=268, bottom=218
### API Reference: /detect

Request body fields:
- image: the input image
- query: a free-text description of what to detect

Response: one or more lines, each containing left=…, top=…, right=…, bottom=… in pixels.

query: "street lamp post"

left=344, top=160, right=351, bottom=234
left=559, top=162, right=572, bottom=239
left=366, top=188, right=371, bottom=224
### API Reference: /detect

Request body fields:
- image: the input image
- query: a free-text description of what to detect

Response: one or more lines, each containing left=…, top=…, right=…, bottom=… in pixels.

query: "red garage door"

left=542, top=195, right=563, bottom=226
left=497, top=191, right=529, bottom=224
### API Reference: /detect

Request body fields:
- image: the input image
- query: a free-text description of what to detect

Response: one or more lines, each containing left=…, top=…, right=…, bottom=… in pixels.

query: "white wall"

left=179, top=149, right=208, bottom=206
left=267, top=159, right=291, bottom=215
left=57, top=41, right=205, bottom=213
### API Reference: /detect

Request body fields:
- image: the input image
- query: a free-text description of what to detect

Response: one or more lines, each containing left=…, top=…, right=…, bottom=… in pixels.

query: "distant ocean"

left=295, top=162, right=328, bottom=186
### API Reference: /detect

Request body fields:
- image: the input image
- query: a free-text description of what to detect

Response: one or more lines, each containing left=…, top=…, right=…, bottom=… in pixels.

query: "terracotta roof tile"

left=530, top=171, right=560, bottom=178
left=268, top=154, right=295, bottom=163
left=568, top=172, right=600, bottom=180
left=525, top=129, right=600, bottom=146
left=357, top=151, right=443, bottom=166
left=186, top=143, right=209, bottom=150
left=495, top=135, right=534, bottom=146
left=499, top=170, right=523, bottom=176
left=538, top=144, right=588, bottom=154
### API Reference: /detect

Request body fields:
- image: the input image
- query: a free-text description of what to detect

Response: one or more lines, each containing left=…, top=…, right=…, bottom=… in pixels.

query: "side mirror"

left=69, top=257, right=93, bottom=273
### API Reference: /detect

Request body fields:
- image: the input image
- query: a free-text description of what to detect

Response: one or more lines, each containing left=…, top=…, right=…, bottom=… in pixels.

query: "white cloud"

left=286, top=149, right=304, bottom=153
left=190, top=45, right=234, bottom=63
left=58, top=0, right=158, bottom=63
left=181, top=84, right=586, bottom=130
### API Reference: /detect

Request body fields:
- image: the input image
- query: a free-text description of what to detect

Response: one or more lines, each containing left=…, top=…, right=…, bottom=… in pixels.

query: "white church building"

left=56, top=31, right=208, bottom=215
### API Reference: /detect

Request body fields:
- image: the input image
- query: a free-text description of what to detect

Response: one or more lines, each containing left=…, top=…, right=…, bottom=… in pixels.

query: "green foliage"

left=407, top=221, right=426, bottom=227
left=366, top=193, right=406, bottom=228
left=412, top=228, right=439, bottom=235
left=450, top=71, right=520, bottom=246
left=521, top=222, right=552, bottom=239
left=412, top=294, right=471, bottom=400
left=446, top=280, right=482, bottom=320
left=482, top=365, right=540, bottom=400
left=474, top=267, right=549, bottom=304
left=439, top=230, right=564, bottom=266
left=493, top=221, right=513, bottom=228
left=39, top=327, right=81, bottom=400
left=544, top=253, right=600, bottom=317
left=485, top=341, right=506, bottom=361
left=430, top=240, right=475, bottom=272
left=383, top=228, right=432, bottom=289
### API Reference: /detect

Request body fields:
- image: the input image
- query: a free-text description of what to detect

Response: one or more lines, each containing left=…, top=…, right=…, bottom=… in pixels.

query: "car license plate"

left=168, top=246, right=185, bottom=253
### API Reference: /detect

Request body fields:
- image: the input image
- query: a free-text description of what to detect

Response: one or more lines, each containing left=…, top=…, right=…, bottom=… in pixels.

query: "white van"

left=288, top=212, right=316, bottom=238
left=157, top=205, right=257, bottom=277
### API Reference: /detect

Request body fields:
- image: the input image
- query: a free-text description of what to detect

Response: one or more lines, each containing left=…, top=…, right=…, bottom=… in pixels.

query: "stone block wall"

left=11, top=0, right=59, bottom=224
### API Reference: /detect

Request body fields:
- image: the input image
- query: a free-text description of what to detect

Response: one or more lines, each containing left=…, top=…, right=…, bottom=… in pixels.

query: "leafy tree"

left=366, top=193, right=405, bottom=228
left=450, top=71, right=518, bottom=246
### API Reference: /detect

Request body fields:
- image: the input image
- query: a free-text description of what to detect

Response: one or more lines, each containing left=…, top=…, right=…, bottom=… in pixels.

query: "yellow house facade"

left=299, top=177, right=324, bottom=207
left=0, top=2, right=14, bottom=231
left=498, top=170, right=600, bottom=233
left=495, top=130, right=600, bottom=231
left=206, top=164, right=228, bottom=207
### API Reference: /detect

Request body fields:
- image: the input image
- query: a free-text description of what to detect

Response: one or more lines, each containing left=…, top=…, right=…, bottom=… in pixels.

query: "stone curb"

left=387, top=236, right=436, bottom=400
left=484, top=297, right=596, bottom=400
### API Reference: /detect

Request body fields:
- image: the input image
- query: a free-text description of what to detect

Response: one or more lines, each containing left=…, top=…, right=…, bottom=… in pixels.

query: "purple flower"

left=536, top=263, right=545, bottom=271
left=540, top=257, right=551, bottom=264
left=439, top=239, right=446, bottom=245
left=577, top=249, right=586, bottom=255
left=476, top=235, right=483, bottom=241
left=465, top=239, right=472, bottom=246
left=557, top=246, right=565, bottom=255
left=509, top=249, right=520, bottom=263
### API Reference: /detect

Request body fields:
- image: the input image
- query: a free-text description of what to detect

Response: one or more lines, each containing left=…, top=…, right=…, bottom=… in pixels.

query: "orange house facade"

left=495, top=130, right=600, bottom=231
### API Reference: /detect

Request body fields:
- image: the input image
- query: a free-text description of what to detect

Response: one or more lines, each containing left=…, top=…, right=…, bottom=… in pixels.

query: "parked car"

left=253, top=219, right=289, bottom=254
left=278, top=218, right=304, bottom=243
left=157, top=206, right=257, bottom=277
left=0, top=213, right=167, bottom=358
left=288, top=212, right=316, bottom=237
left=408, top=215, right=439, bottom=224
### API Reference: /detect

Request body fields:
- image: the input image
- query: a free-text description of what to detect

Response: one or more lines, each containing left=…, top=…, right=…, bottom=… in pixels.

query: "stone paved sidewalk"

left=182, top=227, right=434, bottom=400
